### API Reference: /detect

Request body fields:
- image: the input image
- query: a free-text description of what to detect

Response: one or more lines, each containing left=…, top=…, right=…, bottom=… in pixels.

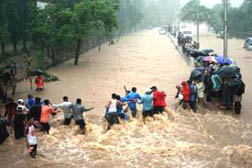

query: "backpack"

left=236, top=81, right=245, bottom=96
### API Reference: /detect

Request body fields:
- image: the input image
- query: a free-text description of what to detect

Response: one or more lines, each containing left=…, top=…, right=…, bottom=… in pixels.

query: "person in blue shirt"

left=116, top=95, right=129, bottom=121
left=189, top=81, right=197, bottom=113
left=139, top=89, right=153, bottom=123
left=126, top=87, right=141, bottom=118
left=25, top=94, right=35, bottom=110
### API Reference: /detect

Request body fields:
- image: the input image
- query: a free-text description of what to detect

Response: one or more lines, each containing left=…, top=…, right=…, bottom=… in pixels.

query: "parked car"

left=159, top=29, right=166, bottom=35
left=244, top=37, right=252, bottom=50
left=182, top=31, right=193, bottom=39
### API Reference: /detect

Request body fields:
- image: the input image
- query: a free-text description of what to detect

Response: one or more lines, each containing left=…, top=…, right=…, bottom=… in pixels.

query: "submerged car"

left=244, top=37, right=252, bottom=50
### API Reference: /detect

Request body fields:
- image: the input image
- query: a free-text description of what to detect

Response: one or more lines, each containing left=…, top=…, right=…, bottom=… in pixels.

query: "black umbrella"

left=31, top=69, right=43, bottom=76
left=190, top=50, right=208, bottom=58
left=190, top=69, right=202, bottom=80
left=215, top=66, right=238, bottom=78
left=201, top=48, right=214, bottom=54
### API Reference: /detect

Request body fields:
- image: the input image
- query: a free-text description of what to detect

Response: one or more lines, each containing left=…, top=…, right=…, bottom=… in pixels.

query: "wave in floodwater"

left=1, top=108, right=252, bottom=168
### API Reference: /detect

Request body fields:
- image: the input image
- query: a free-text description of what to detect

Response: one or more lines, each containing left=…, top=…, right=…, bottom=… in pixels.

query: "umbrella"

left=215, top=66, right=238, bottom=78
left=190, top=50, right=208, bottom=58
left=31, top=69, right=43, bottom=76
left=202, top=48, right=215, bottom=54
left=215, top=56, right=233, bottom=65
left=190, top=69, right=202, bottom=80
left=203, top=56, right=217, bottom=63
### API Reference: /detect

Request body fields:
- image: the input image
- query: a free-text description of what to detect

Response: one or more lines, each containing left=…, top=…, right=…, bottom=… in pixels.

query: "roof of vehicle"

left=245, top=37, right=252, bottom=40
left=183, top=31, right=192, bottom=34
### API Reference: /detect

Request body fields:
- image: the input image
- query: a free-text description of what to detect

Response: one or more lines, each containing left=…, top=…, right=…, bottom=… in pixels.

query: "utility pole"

left=223, top=0, right=228, bottom=58
left=177, top=0, right=180, bottom=33
left=196, top=0, right=200, bottom=44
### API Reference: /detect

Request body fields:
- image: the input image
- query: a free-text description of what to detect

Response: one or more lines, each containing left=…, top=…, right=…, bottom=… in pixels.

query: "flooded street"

left=1, top=30, right=252, bottom=168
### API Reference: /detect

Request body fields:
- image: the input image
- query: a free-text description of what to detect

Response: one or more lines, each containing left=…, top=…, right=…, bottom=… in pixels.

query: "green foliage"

left=117, top=0, right=144, bottom=33
left=181, top=0, right=212, bottom=24
left=36, top=51, right=45, bottom=70
left=42, top=72, right=59, bottom=82
left=181, top=0, right=252, bottom=37
left=0, top=26, right=9, bottom=44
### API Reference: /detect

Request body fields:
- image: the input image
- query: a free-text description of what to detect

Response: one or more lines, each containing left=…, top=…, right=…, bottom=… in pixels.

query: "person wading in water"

left=71, top=98, right=94, bottom=134
left=53, top=96, right=73, bottom=125
left=105, top=93, right=122, bottom=130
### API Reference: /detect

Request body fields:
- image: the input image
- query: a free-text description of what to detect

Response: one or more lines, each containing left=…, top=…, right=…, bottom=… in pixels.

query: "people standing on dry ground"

left=25, top=118, right=38, bottom=158
left=126, top=87, right=141, bottom=118
left=71, top=98, right=94, bottom=134
left=151, top=86, right=167, bottom=114
left=40, top=99, right=57, bottom=134
left=53, top=96, right=73, bottom=125
left=105, top=93, right=121, bottom=130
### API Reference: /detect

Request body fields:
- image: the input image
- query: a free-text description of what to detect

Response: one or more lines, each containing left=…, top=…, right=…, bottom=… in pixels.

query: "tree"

left=73, top=0, right=119, bottom=65
left=0, top=0, right=9, bottom=54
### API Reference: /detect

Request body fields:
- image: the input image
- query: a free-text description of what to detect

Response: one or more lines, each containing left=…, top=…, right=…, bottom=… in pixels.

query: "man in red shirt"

left=181, top=81, right=190, bottom=109
left=151, top=86, right=167, bottom=114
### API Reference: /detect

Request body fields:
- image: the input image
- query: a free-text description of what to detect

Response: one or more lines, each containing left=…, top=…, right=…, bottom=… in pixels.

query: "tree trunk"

left=74, top=38, right=81, bottom=65
left=47, top=48, right=50, bottom=58
left=98, top=38, right=101, bottom=52
left=1, top=42, right=5, bottom=54
left=40, top=40, right=44, bottom=55
left=51, top=48, right=56, bottom=65
left=13, top=42, right=17, bottom=51
left=23, top=40, right=27, bottom=51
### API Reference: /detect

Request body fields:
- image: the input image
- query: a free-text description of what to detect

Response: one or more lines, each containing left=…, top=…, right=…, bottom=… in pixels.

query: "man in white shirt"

left=53, top=96, right=73, bottom=125
left=25, top=118, right=37, bottom=158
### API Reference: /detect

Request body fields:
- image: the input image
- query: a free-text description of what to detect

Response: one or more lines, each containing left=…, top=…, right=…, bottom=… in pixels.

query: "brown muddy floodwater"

left=1, top=30, right=252, bottom=168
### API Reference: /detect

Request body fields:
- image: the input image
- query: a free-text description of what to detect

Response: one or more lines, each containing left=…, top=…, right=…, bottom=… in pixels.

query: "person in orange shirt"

left=40, top=99, right=56, bottom=134
left=35, top=75, right=44, bottom=91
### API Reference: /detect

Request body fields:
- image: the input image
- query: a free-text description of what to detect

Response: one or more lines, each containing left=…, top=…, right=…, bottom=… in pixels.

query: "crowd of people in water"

left=0, top=85, right=169, bottom=158
left=0, top=94, right=95, bottom=158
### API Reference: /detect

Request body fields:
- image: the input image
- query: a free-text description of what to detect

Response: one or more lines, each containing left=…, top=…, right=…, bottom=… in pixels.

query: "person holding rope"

left=105, top=93, right=121, bottom=130
left=139, top=89, right=153, bottom=123
left=71, top=98, right=94, bottom=134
